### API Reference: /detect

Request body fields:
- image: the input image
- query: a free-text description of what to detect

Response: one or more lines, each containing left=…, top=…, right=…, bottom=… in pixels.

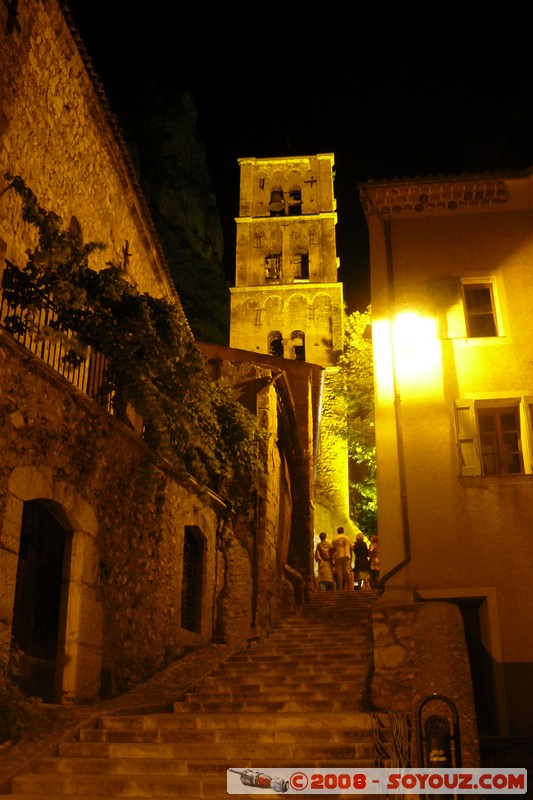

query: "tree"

left=333, top=306, right=376, bottom=536
left=3, top=174, right=264, bottom=511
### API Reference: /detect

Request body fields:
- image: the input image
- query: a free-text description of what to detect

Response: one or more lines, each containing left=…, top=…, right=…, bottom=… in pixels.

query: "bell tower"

left=230, top=154, right=355, bottom=538
left=230, top=154, right=344, bottom=365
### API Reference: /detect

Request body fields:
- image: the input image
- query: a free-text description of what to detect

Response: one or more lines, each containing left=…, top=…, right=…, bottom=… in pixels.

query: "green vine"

left=3, top=173, right=265, bottom=510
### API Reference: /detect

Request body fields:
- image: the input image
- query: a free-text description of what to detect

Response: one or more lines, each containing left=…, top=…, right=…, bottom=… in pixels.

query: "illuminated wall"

left=230, top=155, right=354, bottom=537
left=361, top=173, right=533, bottom=736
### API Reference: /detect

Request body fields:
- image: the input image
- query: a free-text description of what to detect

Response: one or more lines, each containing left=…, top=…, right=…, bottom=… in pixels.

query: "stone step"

left=205, top=657, right=369, bottom=674
left=95, top=710, right=373, bottom=730
left=200, top=676, right=363, bottom=691
left=224, top=648, right=370, bottom=661
left=206, top=652, right=370, bottom=685
left=80, top=726, right=372, bottom=746
left=37, top=747, right=373, bottom=774
left=4, top=596, right=382, bottom=800
left=6, top=792, right=356, bottom=800
left=224, top=650, right=363, bottom=663
left=172, top=697, right=363, bottom=713
left=11, top=769, right=371, bottom=798
left=59, top=728, right=373, bottom=758
left=10, top=773, right=230, bottom=797
left=237, top=634, right=369, bottom=652
left=181, top=684, right=359, bottom=699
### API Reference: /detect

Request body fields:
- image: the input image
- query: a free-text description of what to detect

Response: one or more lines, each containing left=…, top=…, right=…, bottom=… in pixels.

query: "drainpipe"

left=360, top=185, right=411, bottom=590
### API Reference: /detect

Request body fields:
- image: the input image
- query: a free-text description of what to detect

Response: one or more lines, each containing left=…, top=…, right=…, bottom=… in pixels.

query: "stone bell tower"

left=230, top=154, right=355, bottom=538
left=230, top=154, right=344, bottom=365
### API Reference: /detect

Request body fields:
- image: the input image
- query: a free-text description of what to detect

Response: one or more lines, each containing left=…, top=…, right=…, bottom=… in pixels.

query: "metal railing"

left=1, top=261, right=217, bottom=488
left=0, top=261, right=122, bottom=419
left=371, top=710, right=412, bottom=768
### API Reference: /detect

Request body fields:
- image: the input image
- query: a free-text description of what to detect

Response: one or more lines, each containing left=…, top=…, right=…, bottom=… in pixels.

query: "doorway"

left=9, top=500, right=67, bottom=703
left=181, top=526, right=204, bottom=633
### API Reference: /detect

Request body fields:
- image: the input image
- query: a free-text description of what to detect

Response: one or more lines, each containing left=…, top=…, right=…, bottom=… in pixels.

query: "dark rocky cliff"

left=116, top=86, right=231, bottom=345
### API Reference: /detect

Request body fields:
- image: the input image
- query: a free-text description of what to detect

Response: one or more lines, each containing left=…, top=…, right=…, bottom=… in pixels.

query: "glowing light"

left=392, top=312, right=442, bottom=396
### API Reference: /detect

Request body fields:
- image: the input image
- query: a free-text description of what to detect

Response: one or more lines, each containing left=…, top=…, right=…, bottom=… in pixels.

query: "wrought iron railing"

left=371, top=710, right=412, bottom=767
left=0, top=262, right=123, bottom=420
left=1, top=261, right=218, bottom=488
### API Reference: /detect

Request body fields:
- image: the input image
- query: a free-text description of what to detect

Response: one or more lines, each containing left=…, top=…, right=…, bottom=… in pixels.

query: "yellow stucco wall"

left=230, top=154, right=351, bottom=532
left=364, top=172, right=533, bottom=735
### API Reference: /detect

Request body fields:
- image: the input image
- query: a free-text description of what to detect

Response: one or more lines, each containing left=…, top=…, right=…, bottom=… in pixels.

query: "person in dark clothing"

left=369, top=535, right=380, bottom=589
left=353, top=532, right=371, bottom=590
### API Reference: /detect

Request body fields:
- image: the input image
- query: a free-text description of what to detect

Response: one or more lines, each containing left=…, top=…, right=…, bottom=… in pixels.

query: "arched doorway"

left=181, top=526, right=205, bottom=634
left=9, top=500, right=68, bottom=703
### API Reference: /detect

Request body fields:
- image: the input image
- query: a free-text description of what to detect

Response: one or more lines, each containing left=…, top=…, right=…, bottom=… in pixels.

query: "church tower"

left=230, top=154, right=354, bottom=538
left=230, top=154, right=343, bottom=364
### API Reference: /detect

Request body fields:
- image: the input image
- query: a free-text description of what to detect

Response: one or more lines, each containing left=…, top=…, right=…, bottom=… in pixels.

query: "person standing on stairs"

left=353, top=532, right=372, bottom=590
left=315, top=531, right=335, bottom=590
left=369, top=535, right=380, bottom=589
left=331, top=526, right=354, bottom=591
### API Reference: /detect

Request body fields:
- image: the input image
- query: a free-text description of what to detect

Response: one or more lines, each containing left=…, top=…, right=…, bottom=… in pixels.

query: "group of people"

left=314, top=526, right=379, bottom=592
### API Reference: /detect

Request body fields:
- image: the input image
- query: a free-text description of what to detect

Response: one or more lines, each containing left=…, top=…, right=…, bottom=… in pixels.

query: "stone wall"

left=0, top=332, right=226, bottom=700
left=0, top=0, right=314, bottom=707
left=371, top=592, right=480, bottom=766
left=0, top=0, right=177, bottom=304
left=0, top=329, right=308, bottom=703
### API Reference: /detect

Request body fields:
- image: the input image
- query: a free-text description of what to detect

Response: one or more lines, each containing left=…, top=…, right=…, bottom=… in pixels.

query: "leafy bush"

left=3, top=173, right=265, bottom=511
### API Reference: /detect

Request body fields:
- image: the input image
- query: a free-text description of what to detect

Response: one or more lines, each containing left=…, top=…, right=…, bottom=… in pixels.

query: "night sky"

left=65, top=2, right=533, bottom=313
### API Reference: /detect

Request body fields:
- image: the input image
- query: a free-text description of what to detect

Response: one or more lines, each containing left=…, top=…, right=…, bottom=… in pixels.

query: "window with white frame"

left=462, top=281, right=498, bottom=337
left=454, top=398, right=533, bottom=477
left=430, top=277, right=502, bottom=340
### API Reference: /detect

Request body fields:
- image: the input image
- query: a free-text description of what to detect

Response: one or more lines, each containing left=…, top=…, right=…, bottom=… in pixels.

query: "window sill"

left=455, top=335, right=508, bottom=346
left=459, top=473, right=533, bottom=487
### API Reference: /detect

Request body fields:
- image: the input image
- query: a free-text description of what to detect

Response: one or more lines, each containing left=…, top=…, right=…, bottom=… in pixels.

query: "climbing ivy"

left=3, top=173, right=265, bottom=510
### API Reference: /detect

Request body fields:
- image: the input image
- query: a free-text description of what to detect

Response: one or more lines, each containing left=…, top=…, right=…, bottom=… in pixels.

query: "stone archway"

left=10, top=500, right=67, bottom=702
left=4, top=465, right=102, bottom=703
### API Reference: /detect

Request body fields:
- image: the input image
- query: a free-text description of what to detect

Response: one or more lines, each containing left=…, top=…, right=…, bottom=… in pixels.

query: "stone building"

left=360, top=171, right=533, bottom=737
left=230, top=155, right=355, bottom=539
left=0, top=0, right=481, bottom=766
left=0, top=0, right=319, bottom=705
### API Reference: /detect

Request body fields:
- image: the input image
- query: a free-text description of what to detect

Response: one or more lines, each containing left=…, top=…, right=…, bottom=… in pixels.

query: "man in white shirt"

left=331, top=526, right=354, bottom=591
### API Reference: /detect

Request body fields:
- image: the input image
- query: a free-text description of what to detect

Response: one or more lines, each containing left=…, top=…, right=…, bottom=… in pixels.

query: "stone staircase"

left=4, top=591, right=386, bottom=799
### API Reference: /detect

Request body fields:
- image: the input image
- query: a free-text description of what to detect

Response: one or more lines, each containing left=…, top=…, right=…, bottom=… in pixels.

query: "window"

left=454, top=399, right=532, bottom=477
left=293, top=249, right=309, bottom=280
left=290, top=330, right=305, bottom=361
left=477, top=407, right=522, bottom=475
left=269, top=188, right=285, bottom=216
left=268, top=331, right=284, bottom=357
left=288, top=186, right=302, bottom=216
left=264, top=253, right=281, bottom=280
left=463, top=282, right=498, bottom=337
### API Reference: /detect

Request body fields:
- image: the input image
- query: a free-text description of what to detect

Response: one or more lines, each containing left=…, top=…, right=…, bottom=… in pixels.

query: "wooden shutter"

left=521, top=397, right=533, bottom=474
left=454, top=399, right=481, bottom=476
